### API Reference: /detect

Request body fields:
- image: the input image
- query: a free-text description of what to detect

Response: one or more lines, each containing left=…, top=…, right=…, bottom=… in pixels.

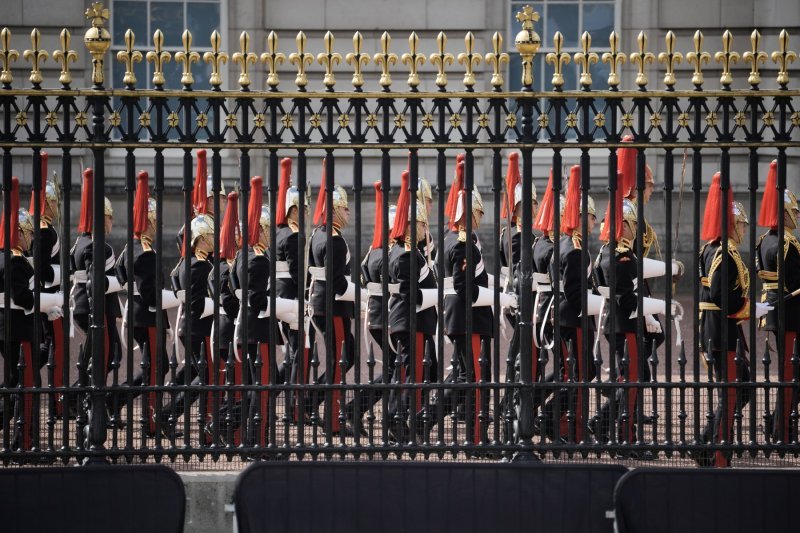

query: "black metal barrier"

left=235, top=462, right=626, bottom=533
left=613, top=468, right=799, bottom=533
left=0, top=465, right=185, bottom=533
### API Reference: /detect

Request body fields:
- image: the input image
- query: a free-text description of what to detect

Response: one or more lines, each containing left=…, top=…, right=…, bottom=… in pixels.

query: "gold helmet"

left=260, top=205, right=271, bottom=231
left=332, top=184, right=348, bottom=212
left=417, top=177, right=432, bottom=204
left=190, top=214, right=214, bottom=246
left=732, top=201, right=749, bottom=225
left=18, top=207, right=34, bottom=235
left=104, top=197, right=113, bottom=217
left=454, top=189, right=484, bottom=224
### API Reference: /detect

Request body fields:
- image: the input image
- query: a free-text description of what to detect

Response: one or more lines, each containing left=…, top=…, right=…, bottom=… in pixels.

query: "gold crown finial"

left=0, top=28, right=19, bottom=86
left=514, top=5, right=541, bottom=88
left=715, top=30, right=740, bottom=87
left=317, top=31, right=342, bottom=90
left=401, top=32, right=426, bottom=89
left=485, top=32, right=510, bottom=89
left=658, top=31, right=682, bottom=88
left=601, top=31, right=626, bottom=88
left=175, top=30, right=200, bottom=87
left=345, top=31, right=370, bottom=89
left=115, top=29, right=142, bottom=87
left=53, top=29, right=78, bottom=86
left=686, top=30, right=710, bottom=87
left=23, top=28, right=48, bottom=86
left=457, top=31, right=481, bottom=88
left=260, top=32, right=283, bottom=89
left=545, top=31, right=570, bottom=88
left=429, top=32, right=454, bottom=89
left=232, top=31, right=257, bottom=89
left=204, top=30, right=228, bottom=88
left=772, top=30, right=796, bottom=86
left=574, top=31, right=598, bottom=88
left=742, top=30, right=767, bottom=87
left=373, top=32, right=398, bottom=89
left=146, top=29, right=171, bottom=87
left=84, top=2, right=111, bottom=86
left=288, top=31, right=313, bottom=89
left=630, top=31, right=655, bottom=87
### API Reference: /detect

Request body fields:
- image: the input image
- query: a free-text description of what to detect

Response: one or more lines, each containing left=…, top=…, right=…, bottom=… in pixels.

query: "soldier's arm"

left=284, top=231, right=301, bottom=286
left=562, top=248, right=583, bottom=310
left=616, top=253, right=638, bottom=315
left=134, top=250, right=158, bottom=308
left=247, top=254, right=271, bottom=312
left=452, top=241, right=480, bottom=303
left=785, top=243, right=800, bottom=292
left=10, top=258, right=34, bottom=311
left=330, top=236, right=350, bottom=298
left=190, top=260, right=213, bottom=319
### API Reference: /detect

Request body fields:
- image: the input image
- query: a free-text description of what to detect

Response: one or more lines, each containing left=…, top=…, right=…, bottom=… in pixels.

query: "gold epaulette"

left=572, top=233, right=582, bottom=250
left=458, top=229, right=467, bottom=242
left=786, top=232, right=800, bottom=258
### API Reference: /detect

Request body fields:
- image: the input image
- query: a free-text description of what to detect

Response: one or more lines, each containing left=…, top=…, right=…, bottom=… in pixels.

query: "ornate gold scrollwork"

left=175, top=30, right=200, bottom=87
left=686, top=30, right=710, bottom=87
left=24, top=28, right=48, bottom=85
left=715, top=30, right=740, bottom=88
left=485, top=32, right=509, bottom=89
left=260, top=31, right=283, bottom=89
left=742, top=30, right=767, bottom=87
left=401, top=31, right=425, bottom=89
left=116, top=29, right=142, bottom=87
left=373, top=32, right=398, bottom=90
left=772, top=30, right=796, bottom=86
left=146, top=29, right=171, bottom=88
left=658, top=31, right=682, bottom=88
left=232, top=31, right=257, bottom=89
left=629, top=31, right=655, bottom=88
left=457, top=31, right=481, bottom=88
left=345, top=31, right=370, bottom=89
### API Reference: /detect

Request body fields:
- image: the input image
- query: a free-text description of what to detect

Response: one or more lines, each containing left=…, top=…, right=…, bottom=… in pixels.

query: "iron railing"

left=0, top=3, right=799, bottom=466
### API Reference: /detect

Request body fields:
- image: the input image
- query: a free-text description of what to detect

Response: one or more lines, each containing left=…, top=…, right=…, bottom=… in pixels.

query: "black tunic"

left=388, top=244, right=437, bottom=336
left=595, top=243, right=638, bottom=335
left=756, top=230, right=800, bottom=333
left=550, top=235, right=592, bottom=329
left=231, top=247, right=282, bottom=345
left=115, top=239, right=170, bottom=329
left=274, top=225, right=301, bottom=300
left=0, top=252, right=35, bottom=342
left=500, top=226, right=521, bottom=293
left=443, top=230, right=493, bottom=337
left=361, top=248, right=386, bottom=330
left=209, top=260, right=239, bottom=348
left=170, top=256, right=213, bottom=338
left=70, top=233, right=122, bottom=318
left=308, top=226, right=353, bottom=318
left=700, top=240, right=749, bottom=353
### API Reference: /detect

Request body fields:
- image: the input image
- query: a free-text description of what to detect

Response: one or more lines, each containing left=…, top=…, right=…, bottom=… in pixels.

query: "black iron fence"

left=0, top=4, right=799, bottom=466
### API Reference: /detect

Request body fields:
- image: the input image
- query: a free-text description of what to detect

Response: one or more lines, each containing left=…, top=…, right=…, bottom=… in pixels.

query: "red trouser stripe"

left=715, top=351, right=739, bottom=468
left=471, top=334, right=482, bottom=444
left=329, top=317, right=345, bottom=433
left=20, top=341, right=34, bottom=450
left=623, top=332, right=639, bottom=443
left=256, top=342, right=271, bottom=447
left=558, top=328, right=586, bottom=442
left=780, top=332, right=797, bottom=443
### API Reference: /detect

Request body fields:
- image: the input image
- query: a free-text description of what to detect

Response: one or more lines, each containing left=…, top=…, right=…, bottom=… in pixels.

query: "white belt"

left=73, top=269, right=88, bottom=284
left=274, top=260, right=292, bottom=279
left=443, top=277, right=456, bottom=296
left=308, top=266, right=326, bottom=280
left=366, top=282, right=400, bottom=297
left=0, top=294, right=28, bottom=312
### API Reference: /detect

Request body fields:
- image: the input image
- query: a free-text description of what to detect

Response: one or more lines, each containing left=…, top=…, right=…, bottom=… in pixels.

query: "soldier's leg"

left=774, top=331, right=798, bottom=443
left=712, top=350, right=738, bottom=468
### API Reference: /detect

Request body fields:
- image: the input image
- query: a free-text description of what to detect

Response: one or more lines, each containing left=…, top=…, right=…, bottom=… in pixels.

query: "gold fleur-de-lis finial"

left=574, top=32, right=598, bottom=88
left=115, top=29, right=142, bottom=87
left=345, top=31, right=370, bottom=89
left=204, top=30, right=228, bottom=88
left=629, top=31, right=655, bottom=87
left=771, top=30, right=797, bottom=86
left=317, top=31, right=342, bottom=90
left=657, top=31, right=683, bottom=88
left=53, top=29, right=78, bottom=86
left=288, top=31, right=313, bottom=89
left=146, top=29, right=171, bottom=87
left=23, top=28, right=48, bottom=86
left=429, top=32, right=454, bottom=89
left=742, top=30, right=768, bottom=87
left=714, top=30, right=740, bottom=87
left=401, top=32, right=426, bottom=89
left=0, top=28, right=19, bottom=86
left=686, top=30, right=711, bottom=87
left=174, top=30, right=200, bottom=87
left=232, top=31, right=257, bottom=89
left=259, top=31, right=283, bottom=89
left=485, top=32, right=510, bottom=89
left=545, top=31, right=570, bottom=88
left=457, top=31, right=481, bottom=88
left=373, top=32, right=398, bottom=90
left=84, top=2, right=111, bottom=86
left=601, top=31, right=626, bottom=88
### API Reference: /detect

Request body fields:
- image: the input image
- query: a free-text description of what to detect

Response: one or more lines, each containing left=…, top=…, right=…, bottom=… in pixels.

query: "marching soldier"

left=176, top=149, right=227, bottom=252
left=307, top=165, right=361, bottom=436
left=231, top=176, right=297, bottom=446
left=696, top=173, right=765, bottom=467
left=115, top=171, right=180, bottom=436
left=442, top=160, right=516, bottom=444
left=0, top=177, right=62, bottom=449
left=756, top=160, right=800, bottom=443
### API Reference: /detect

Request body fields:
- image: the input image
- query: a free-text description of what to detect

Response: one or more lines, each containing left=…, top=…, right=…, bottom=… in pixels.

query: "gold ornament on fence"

left=289, top=31, right=313, bottom=89
left=514, top=5, right=541, bottom=88
left=429, top=32, right=454, bottom=89
left=686, top=30, right=710, bottom=87
left=657, top=31, right=682, bottom=88
left=232, top=31, right=257, bottom=89
left=24, top=28, right=48, bottom=86
left=146, top=29, right=171, bottom=88
left=602, top=31, right=626, bottom=88
left=53, top=29, right=78, bottom=87
left=204, top=30, right=228, bottom=88
left=84, top=2, right=111, bottom=86
left=116, top=29, right=142, bottom=87
left=0, top=28, right=19, bottom=86
left=574, top=32, right=598, bottom=88
left=545, top=31, right=570, bottom=89
left=457, top=31, right=481, bottom=88
left=485, top=32, right=509, bottom=89
left=345, top=31, right=370, bottom=89
left=317, top=31, right=342, bottom=90
left=401, top=32, right=425, bottom=89
left=260, top=31, right=284, bottom=90
left=742, top=30, right=767, bottom=87
left=175, top=30, right=200, bottom=87
left=772, top=30, right=796, bottom=86
left=374, top=32, right=398, bottom=90
left=630, top=31, right=655, bottom=88
left=715, top=30, right=740, bottom=88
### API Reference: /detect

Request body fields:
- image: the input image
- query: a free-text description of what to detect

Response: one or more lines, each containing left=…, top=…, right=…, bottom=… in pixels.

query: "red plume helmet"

left=313, top=158, right=327, bottom=226
left=600, top=171, right=625, bottom=242
left=445, top=161, right=465, bottom=230
left=561, top=165, right=582, bottom=234
left=248, top=176, right=264, bottom=247
left=78, top=168, right=94, bottom=233
left=133, top=171, right=150, bottom=238
left=533, top=168, right=555, bottom=233
left=220, top=191, right=240, bottom=260
left=30, top=151, right=48, bottom=214
left=192, top=149, right=209, bottom=215
left=276, top=157, right=292, bottom=226
left=0, top=176, right=21, bottom=249
left=390, top=170, right=412, bottom=240
left=370, top=181, right=384, bottom=249
left=618, top=135, right=637, bottom=199
left=757, top=160, right=779, bottom=228
left=701, top=171, right=734, bottom=241
left=502, top=152, right=522, bottom=221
